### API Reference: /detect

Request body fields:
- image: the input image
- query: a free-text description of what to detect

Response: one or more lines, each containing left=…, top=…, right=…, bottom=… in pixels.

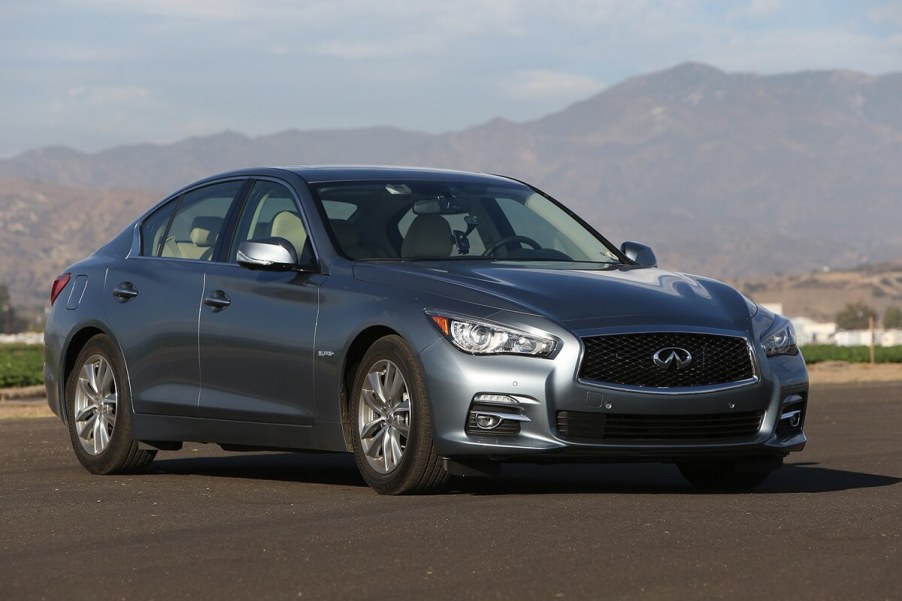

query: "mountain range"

left=2, top=62, right=901, bottom=311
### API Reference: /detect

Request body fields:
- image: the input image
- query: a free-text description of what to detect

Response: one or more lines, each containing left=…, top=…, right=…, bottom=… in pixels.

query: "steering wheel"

left=482, top=235, right=542, bottom=256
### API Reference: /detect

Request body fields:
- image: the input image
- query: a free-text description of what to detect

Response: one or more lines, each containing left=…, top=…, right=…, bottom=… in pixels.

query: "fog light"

left=474, top=413, right=503, bottom=430
left=782, top=410, right=802, bottom=428
left=466, top=394, right=531, bottom=436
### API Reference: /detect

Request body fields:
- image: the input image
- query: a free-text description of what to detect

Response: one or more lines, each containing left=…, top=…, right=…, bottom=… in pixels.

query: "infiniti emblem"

left=652, top=347, right=693, bottom=370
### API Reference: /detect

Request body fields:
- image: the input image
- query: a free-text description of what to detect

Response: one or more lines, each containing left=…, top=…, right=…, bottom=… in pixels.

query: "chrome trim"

left=471, top=411, right=531, bottom=422
left=577, top=376, right=761, bottom=396
left=652, top=347, right=693, bottom=370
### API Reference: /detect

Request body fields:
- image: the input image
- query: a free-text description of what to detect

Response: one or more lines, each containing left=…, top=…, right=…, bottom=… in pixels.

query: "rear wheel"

left=65, top=334, right=156, bottom=474
left=677, top=460, right=774, bottom=491
left=350, top=335, right=448, bottom=494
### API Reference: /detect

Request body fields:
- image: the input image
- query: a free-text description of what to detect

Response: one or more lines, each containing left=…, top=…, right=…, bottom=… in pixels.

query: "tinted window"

left=230, top=180, right=308, bottom=260
left=158, top=181, right=241, bottom=260
left=398, top=209, right=487, bottom=254
left=322, top=200, right=357, bottom=220
left=141, top=201, right=177, bottom=257
left=311, top=180, right=620, bottom=263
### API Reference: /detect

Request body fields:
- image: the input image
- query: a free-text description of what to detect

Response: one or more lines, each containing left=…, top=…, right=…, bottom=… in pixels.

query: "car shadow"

left=454, top=461, right=902, bottom=495
left=148, top=453, right=900, bottom=495
left=150, top=452, right=369, bottom=488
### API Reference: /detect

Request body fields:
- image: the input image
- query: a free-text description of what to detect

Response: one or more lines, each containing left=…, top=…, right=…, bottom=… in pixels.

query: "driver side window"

left=230, top=181, right=308, bottom=260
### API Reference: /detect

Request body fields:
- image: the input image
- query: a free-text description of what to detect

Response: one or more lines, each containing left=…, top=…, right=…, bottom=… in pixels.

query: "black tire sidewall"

left=65, top=334, right=141, bottom=474
left=350, top=335, right=438, bottom=494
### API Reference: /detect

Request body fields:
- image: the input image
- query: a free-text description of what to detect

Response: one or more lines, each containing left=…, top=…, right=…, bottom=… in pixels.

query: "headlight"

left=761, top=319, right=799, bottom=357
left=750, top=302, right=798, bottom=357
left=426, top=310, right=558, bottom=357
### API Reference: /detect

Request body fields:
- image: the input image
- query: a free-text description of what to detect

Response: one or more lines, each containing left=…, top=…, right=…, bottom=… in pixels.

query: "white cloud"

left=694, top=27, right=901, bottom=75
left=66, top=85, right=150, bottom=103
left=869, top=2, right=902, bottom=26
left=3, top=0, right=901, bottom=156
left=310, top=36, right=441, bottom=60
left=746, top=0, right=784, bottom=18
left=501, top=70, right=606, bottom=103
left=61, top=0, right=253, bottom=19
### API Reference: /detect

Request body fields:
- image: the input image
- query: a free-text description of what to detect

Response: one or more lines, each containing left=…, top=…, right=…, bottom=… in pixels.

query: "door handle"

left=112, top=282, right=139, bottom=302
left=203, top=290, right=231, bottom=311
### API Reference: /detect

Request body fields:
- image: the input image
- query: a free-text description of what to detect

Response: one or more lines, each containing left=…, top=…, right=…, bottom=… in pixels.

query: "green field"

left=801, top=345, right=902, bottom=364
left=0, top=345, right=44, bottom=388
left=1, top=343, right=900, bottom=389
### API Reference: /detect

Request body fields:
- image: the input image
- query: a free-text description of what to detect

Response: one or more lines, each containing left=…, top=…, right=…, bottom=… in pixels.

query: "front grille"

left=579, top=333, right=754, bottom=388
left=557, top=410, right=764, bottom=441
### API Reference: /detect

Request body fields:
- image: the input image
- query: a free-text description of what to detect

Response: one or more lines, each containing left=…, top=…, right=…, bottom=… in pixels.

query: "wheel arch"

left=339, top=325, right=399, bottom=450
left=60, top=326, right=116, bottom=423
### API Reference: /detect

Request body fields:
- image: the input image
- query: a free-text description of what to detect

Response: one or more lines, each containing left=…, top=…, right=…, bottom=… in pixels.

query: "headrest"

left=270, top=211, right=307, bottom=256
left=271, top=211, right=304, bottom=239
left=401, top=215, right=452, bottom=259
left=190, top=216, right=223, bottom=247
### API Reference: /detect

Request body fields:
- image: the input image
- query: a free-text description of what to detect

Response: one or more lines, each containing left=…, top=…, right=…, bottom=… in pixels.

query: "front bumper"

left=419, top=331, right=808, bottom=463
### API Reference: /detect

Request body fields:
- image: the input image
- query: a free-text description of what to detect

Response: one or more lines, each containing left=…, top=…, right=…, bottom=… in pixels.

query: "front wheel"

left=65, top=334, right=156, bottom=474
left=350, top=335, right=448, bottom=494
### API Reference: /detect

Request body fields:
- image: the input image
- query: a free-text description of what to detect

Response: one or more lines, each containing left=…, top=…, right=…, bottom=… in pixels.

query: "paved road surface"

left=1, top=383, right=900, bottom=600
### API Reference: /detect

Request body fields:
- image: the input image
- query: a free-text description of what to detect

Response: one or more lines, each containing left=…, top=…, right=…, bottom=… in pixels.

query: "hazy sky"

left=2, top=0, right=900, bottom=158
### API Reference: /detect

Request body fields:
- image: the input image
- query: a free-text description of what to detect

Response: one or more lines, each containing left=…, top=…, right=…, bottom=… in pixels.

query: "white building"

left=834, top=328, right=902, bottom=347
left=790, top=317, right=837, bottom=346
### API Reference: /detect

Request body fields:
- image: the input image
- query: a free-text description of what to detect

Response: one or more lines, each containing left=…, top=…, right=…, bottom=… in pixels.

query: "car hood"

left=353, top=262, right=754, bottom=333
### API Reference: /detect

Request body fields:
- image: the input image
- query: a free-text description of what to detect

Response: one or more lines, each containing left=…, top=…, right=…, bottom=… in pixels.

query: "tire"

left=65, top=334, right=156, bottom=474
left=350, top=335, right=448, bottom=495
left=677, top=460, right=773, bottom=491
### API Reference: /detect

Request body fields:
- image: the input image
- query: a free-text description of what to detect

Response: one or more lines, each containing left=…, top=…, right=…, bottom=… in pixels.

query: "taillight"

left=50, top=273, right=72, bottom=305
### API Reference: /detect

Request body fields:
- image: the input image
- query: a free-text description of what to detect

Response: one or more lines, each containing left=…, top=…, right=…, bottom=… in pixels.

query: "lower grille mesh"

left=557, top=410, right=764, bottom=441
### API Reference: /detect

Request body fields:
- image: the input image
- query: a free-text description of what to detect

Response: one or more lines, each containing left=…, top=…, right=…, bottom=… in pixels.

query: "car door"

left=196, top=179, right=320, bottom=425
left=104, top=180, right=243, bottom=416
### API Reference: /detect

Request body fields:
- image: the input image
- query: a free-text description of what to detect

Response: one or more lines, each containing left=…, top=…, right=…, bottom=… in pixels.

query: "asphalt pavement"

left=1, top=382, right=900, bottom=600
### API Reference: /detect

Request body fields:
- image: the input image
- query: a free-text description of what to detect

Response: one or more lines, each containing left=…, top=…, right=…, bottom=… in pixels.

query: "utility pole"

left=869, top=315, right=876, bottom=366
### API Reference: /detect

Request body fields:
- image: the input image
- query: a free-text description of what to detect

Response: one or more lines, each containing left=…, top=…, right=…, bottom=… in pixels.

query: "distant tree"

left=0, top=284, right=32, bottom=334
left=884, top=306, right=902, bottom=330
left=0, top=283, right=15, bottom=334
left=835, top=302, right=878, bottom=331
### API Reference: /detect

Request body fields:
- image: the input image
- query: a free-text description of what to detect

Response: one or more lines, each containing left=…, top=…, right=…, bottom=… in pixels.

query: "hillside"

left=0, top=179, right=159, bottom=307
left=2, top=62, right=901, bottom=309
left=730, top=261, right=902, bottom=322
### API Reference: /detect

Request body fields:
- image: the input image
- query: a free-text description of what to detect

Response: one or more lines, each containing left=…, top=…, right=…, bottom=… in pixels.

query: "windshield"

left=312, top=180, right=622, bottom=264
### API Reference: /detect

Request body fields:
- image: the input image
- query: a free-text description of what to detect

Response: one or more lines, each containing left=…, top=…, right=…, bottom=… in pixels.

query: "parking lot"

left=1, top=382, right=900, bottom=600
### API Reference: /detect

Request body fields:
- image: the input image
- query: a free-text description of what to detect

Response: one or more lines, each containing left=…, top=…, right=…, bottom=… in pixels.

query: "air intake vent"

left=557, top=410, right=764, bottom=441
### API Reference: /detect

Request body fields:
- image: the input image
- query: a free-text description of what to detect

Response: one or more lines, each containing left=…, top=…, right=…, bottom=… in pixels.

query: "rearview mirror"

left=620, top=241, right=657, bottom=267
left=413, top=196, right=469, bottom=215
left=236, top=237, right=299, bottom=271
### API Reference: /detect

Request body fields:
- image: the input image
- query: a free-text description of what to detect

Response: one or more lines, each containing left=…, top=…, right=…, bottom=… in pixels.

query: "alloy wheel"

left=357, top=359, right=411, bottom=474
left=73, top=354, right=118, bottom=455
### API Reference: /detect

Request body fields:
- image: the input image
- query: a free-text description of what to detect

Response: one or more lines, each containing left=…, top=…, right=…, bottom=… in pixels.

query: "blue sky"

left=1, top=0, right=900, bottom=157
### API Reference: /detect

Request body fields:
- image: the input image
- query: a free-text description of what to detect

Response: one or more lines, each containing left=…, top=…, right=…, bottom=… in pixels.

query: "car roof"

left=211, top=165, right=522, bottom=186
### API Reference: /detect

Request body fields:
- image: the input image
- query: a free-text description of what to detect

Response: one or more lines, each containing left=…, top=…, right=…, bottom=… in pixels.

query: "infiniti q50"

left=44, top=166, right=807, bottom=494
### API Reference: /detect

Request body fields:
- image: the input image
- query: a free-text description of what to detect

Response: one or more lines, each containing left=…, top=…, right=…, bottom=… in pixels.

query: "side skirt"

left=132, top=414, right=349, bottom=453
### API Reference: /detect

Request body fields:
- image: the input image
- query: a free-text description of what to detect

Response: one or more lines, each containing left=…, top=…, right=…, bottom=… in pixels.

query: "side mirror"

left=620, top=241, right=657, bottom=268
left=236, top=237, right=299, bottom=271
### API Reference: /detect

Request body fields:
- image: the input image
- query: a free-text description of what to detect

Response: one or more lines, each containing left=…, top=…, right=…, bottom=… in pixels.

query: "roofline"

left=195, top=165, right=521, bottom=185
